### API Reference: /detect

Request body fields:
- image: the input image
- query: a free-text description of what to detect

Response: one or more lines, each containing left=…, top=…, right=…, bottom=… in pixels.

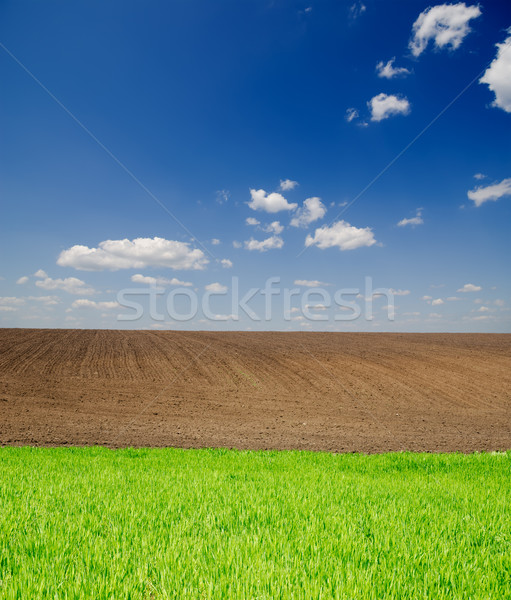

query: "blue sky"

left=1, top=0, right=510, bottom=331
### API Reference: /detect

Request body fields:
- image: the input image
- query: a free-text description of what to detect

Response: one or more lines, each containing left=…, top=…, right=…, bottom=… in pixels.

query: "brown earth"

left=0, top=328, right=510, bottom=453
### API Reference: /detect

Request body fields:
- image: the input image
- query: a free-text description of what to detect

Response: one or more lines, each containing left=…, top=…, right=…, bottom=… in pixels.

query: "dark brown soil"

left=0, top=329, right=510, bottom=453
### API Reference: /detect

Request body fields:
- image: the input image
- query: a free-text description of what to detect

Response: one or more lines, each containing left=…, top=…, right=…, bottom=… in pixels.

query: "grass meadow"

left=0, top=447, right=510, bottom=599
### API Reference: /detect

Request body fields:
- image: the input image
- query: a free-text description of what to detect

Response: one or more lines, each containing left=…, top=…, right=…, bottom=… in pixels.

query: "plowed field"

left=1, top=329, right=510, bottom=452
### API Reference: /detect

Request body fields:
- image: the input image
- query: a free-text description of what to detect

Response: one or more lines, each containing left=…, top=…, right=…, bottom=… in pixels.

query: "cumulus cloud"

left=248, top=189, right=297, bottom=213
left=467, top=178, right=511, bottom=207
left=0, top=296, right=26, bottom=306
left=57, top=237, right=208, bottom=271
left=263, top=221, right=284, bottom=235
left=131, top=274, right=192, bottom=287
left=16, top=276, right=29, bottom=285
left=474, top=173, right=486, bottom=180
left=34, top=271, right=95, bottom=295
left=345, top=108, right=359, bottom=122
left=305, top=220, right=377, bottom=251
left=279, top=179, right=298, bottom=191
left=72, top=299, right=119, bottom=310
left=244, top=236, right=284, bottom=252
left=376, top=58, right=411, bottom=79
left=389, top=289, right=410, bottom=296
left=479, top=28, right=511, bottom=113
left=211, top=238, right=221, bottom=245
left=409, top=3, right=481, bottom=57
left=246, top=217, right=260, bottom=226
left=368, top=93, right=410, bottom=122
left=220, top=258, right=233, bottom=268
left=397, top=208, right=424, bottom=227
left=294, top=279, right=328, bottom=287
left=432, top=298, right=444, bottom=306
left=205, top=282, right=228, bottom=293
left=290, top=197, right=327, bottom=228
left=458, top=283, right=482, bottom=292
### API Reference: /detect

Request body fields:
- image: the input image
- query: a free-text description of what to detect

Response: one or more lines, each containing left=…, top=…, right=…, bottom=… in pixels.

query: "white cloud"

left=0, top=296, right=26, bottom=306
left=220, top=258, right=233, bottom=268
left=246, top=217, right=260, bottom=226
left=389, top=289, right=410, bottom=296
left=72, top=299, right=119, bottom=310
left=216, top=190, right=230, bottom=204
left=248, top=189, right=297, bottom=213
left=349, top=2, right=366, bottom=19
left=480, top=29, right=511, bottom=114
left=429, top=312, right=443, bottom=319
left=495, top=299, right=505, bottom=307
left=467, top=178, right=511, bottom=207
left=294, top=279, right=328, bottom=287
left=477, top=306, right=490, bottom=312
left=130, top=274, right=192, bottom=287
left=34, top=272, right=95, bottom=295
left=205, top=282, right=228, bottom=293
left=28, top=295, right=60, bottom=305
left=290, top=197, right=327, bottom=228
left=457, top=283, right=482, bottom=292
left=409, top=3, right=481, bottom=57
left=305, top=220, right=377, bottom=251
left=211, top=238, right=221, bottom=245
left=376, top=58, right=411, bottom=79
left=474, top=173, right=486, bottom=180
left=397, top=208, right=424, bottom=227
left=345, top=108, right=359, bottom=122
left=279, top=179, right=298, bottom=191
left=263, top=221, right=284, bottom=235
left=432, top=298, right=444, bottom=306
left=422, top=295, right=432, bottom=301
left=16, top=276, right=29, bottom=285
left=244, top=236, right=284, bottom=252
left=232, top=241, right=242, bottom=249
left=368, top=93, right=410, bottom=122
left=446, top=296, right=461, bottom=301
left=57, top=237, right=208, bottom=271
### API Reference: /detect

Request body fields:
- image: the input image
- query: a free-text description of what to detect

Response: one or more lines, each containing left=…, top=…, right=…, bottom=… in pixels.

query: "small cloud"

left=345, top=108, right=359, bottom=122
left=261, top=221, right=284, bottom=235
left=72, top=299, right=119, bottom=310
left=246, top=217, right=260, bottom=226
left=248, top=189, right=297, bottom=213
left=446, top=296, right=461, bottom=301
left=131, top=274, right=192, bottom=287
left=305, top=220, right=376, bottom=251
left=232, top=241, right=242, bottom=249
left=211, top=238, right=221, bottom=245
left=494, top=299, right=505, bottom=307
left=458, top=283, right=482, bottom=293
left=429, top=313, right=443, bottom=319
left=389, top=289, right=410, bottom=296
left=16, top=276, right=29, bottom=285
left=422, top=295, right=432, bottom=301
left=279, top=179, right=298, bottom=191
left=216, top=190, right=230, bottom=204
left=290, top=197, right=327, bottom=228
left=294, top=279, right=328, bottom=287
left=220, top=258, right=233, bottom=269
left=244, top=236, right=284, bottom=252
left=205, top=282, right=228, bottom=293
left=468, top=178, right=511, bottom=207
left=349, top=1, right=366, bottom=20
left=473, top=173, right=486, bottom=180
left=34, top=271, right=95, bottom=295
left=397, top=208, right=423, bottom=227
left=368, top=93, right=410, bottom=122
left=376, top=58, right=411, bottom=79
left=409, top=2, right=482, bottom=57
left=431, top=298, right=444, bottom=306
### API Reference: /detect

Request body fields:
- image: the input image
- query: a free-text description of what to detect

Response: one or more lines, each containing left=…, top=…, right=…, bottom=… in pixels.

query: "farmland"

left=0, top=447, right=510, bottom=599
left=1, top=329, right=510, bottom=452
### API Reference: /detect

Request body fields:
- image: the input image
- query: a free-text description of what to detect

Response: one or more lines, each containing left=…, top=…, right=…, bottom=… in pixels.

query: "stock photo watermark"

left=116, top=276, right=396, bottom=323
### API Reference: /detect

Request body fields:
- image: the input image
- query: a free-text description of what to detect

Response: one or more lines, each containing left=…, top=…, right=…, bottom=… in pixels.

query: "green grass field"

left=0, top=448, right=510, bottom=599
